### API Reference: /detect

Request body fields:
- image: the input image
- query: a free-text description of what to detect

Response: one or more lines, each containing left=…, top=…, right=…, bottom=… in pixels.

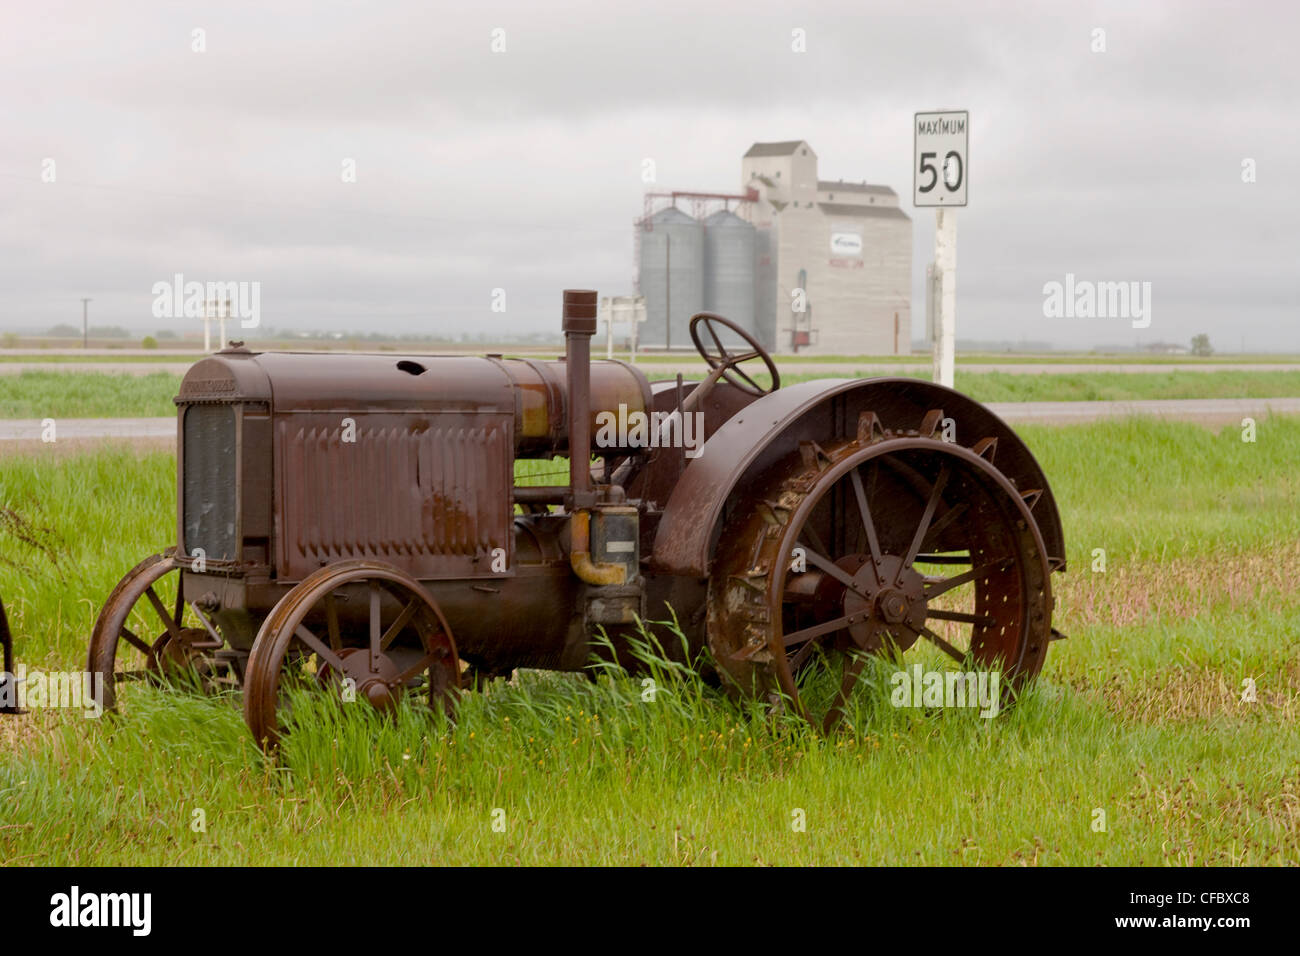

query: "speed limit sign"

left=913, top=110, right=968, bottom=206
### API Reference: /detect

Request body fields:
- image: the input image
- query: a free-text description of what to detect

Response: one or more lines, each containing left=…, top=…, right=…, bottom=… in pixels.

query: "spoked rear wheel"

left=242, top=560, right=461, bottom=750
left=708, top=418, right=1054, bottom=732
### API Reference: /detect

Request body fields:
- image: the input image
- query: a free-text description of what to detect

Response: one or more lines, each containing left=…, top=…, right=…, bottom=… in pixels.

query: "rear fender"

left=649, top=377, right=1066, bottom=576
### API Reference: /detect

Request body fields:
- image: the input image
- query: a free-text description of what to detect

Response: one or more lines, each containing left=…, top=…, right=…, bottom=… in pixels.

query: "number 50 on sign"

left=914, top=110, right=968, bottom=207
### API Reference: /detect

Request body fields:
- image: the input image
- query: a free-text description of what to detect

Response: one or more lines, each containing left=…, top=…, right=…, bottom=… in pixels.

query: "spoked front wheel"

left=88, top=550, right=230, bottom=712
left=242, top=560, right=461, bottom=750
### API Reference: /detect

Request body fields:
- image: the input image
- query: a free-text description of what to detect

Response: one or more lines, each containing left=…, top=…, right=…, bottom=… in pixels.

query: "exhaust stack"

left=562, top=290, right=626, bottom=586
left=562, top=289, right=598, bottom=509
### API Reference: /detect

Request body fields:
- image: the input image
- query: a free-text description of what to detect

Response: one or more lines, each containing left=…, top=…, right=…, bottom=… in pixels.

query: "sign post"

left=598, top=295, right=647, bottom=361
left=914, top=110, right=968, bottom=389
left=933, top=210, right=956, bottom=388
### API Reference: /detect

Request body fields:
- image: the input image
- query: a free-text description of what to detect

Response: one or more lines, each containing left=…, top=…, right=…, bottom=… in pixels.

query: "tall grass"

left=756, top=370, right=1300, bottom=402
left=1019, top=416, right=1300, bottom=564
left=3, top=624, right=1296, bottom=864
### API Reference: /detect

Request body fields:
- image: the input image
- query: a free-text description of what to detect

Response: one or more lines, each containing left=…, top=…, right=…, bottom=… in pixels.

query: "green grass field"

left=3, top=368, right=1300, bottom=419
left=0, top=371, right=181, bottom=418
left=781, top=369, right=1300, bottom=403
left=1, top=418, right=1297, bottom=865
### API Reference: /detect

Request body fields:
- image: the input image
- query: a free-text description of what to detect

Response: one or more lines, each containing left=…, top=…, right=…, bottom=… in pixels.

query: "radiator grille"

left=182, top=405, right=238, bottom=561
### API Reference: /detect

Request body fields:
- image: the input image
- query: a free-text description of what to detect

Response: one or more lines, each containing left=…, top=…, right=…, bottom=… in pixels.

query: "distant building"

left=742, top=140, right=912, bottom=354
left=635, top=140, right=912, bottom=355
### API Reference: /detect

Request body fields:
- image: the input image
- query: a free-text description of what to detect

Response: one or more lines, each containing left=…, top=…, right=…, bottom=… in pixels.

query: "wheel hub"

left=152, top=627, right=219, bottom=683
left=839, top=554, right=927, bottom=651
left=331, top=647, right=401, bottom=712
left=877, top=589, right=909, bottom=623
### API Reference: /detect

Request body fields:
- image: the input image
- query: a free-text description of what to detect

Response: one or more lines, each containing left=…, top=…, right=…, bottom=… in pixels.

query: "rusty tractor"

left=88, top=290, right=1065, bottom=746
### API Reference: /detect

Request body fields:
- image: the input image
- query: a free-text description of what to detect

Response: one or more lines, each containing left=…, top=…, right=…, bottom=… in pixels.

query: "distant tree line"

left=258, top=327, right=564, bottom=345
left=46, top=324, right=131, bottom=338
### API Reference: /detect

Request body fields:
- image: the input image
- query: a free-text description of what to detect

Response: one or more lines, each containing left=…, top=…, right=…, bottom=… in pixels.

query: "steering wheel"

left=688, top=312, right=780, bottom=397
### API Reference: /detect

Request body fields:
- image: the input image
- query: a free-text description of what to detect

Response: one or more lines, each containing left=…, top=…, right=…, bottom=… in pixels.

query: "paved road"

left=3, top=398, right=1297, bottom=446
left=4, top=360, right=1300, bottom=377
left=0, top=417, right=174, bottom=441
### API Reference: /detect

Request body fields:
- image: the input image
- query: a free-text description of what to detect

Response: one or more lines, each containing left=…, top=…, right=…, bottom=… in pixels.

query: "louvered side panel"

left=275, top=413, right=512, bottom=582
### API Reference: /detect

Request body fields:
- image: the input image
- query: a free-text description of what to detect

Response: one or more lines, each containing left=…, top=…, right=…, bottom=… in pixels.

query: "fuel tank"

left=175, top=347, right=653, bottom=457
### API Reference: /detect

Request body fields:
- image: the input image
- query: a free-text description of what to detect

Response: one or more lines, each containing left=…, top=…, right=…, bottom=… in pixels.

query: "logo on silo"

left=830, top=232, right=862, bottom=255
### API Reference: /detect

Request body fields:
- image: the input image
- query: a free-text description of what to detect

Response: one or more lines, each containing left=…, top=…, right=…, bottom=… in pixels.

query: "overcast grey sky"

left=1, top=0, right=1296, bottom=349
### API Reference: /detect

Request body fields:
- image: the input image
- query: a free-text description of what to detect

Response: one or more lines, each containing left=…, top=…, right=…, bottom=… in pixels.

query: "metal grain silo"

left=638, top=207, right=703, bottom=350
left=752, top=224, right=778, bottom=351
left=703, top=210, right=757, bottom=349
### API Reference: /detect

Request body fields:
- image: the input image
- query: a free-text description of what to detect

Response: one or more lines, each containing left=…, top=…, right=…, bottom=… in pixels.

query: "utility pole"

left=81, top=298, right=92, bottom=349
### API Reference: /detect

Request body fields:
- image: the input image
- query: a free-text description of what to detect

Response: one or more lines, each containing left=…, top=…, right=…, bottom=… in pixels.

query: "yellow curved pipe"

left=569, top=510, right=627, bottom=586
